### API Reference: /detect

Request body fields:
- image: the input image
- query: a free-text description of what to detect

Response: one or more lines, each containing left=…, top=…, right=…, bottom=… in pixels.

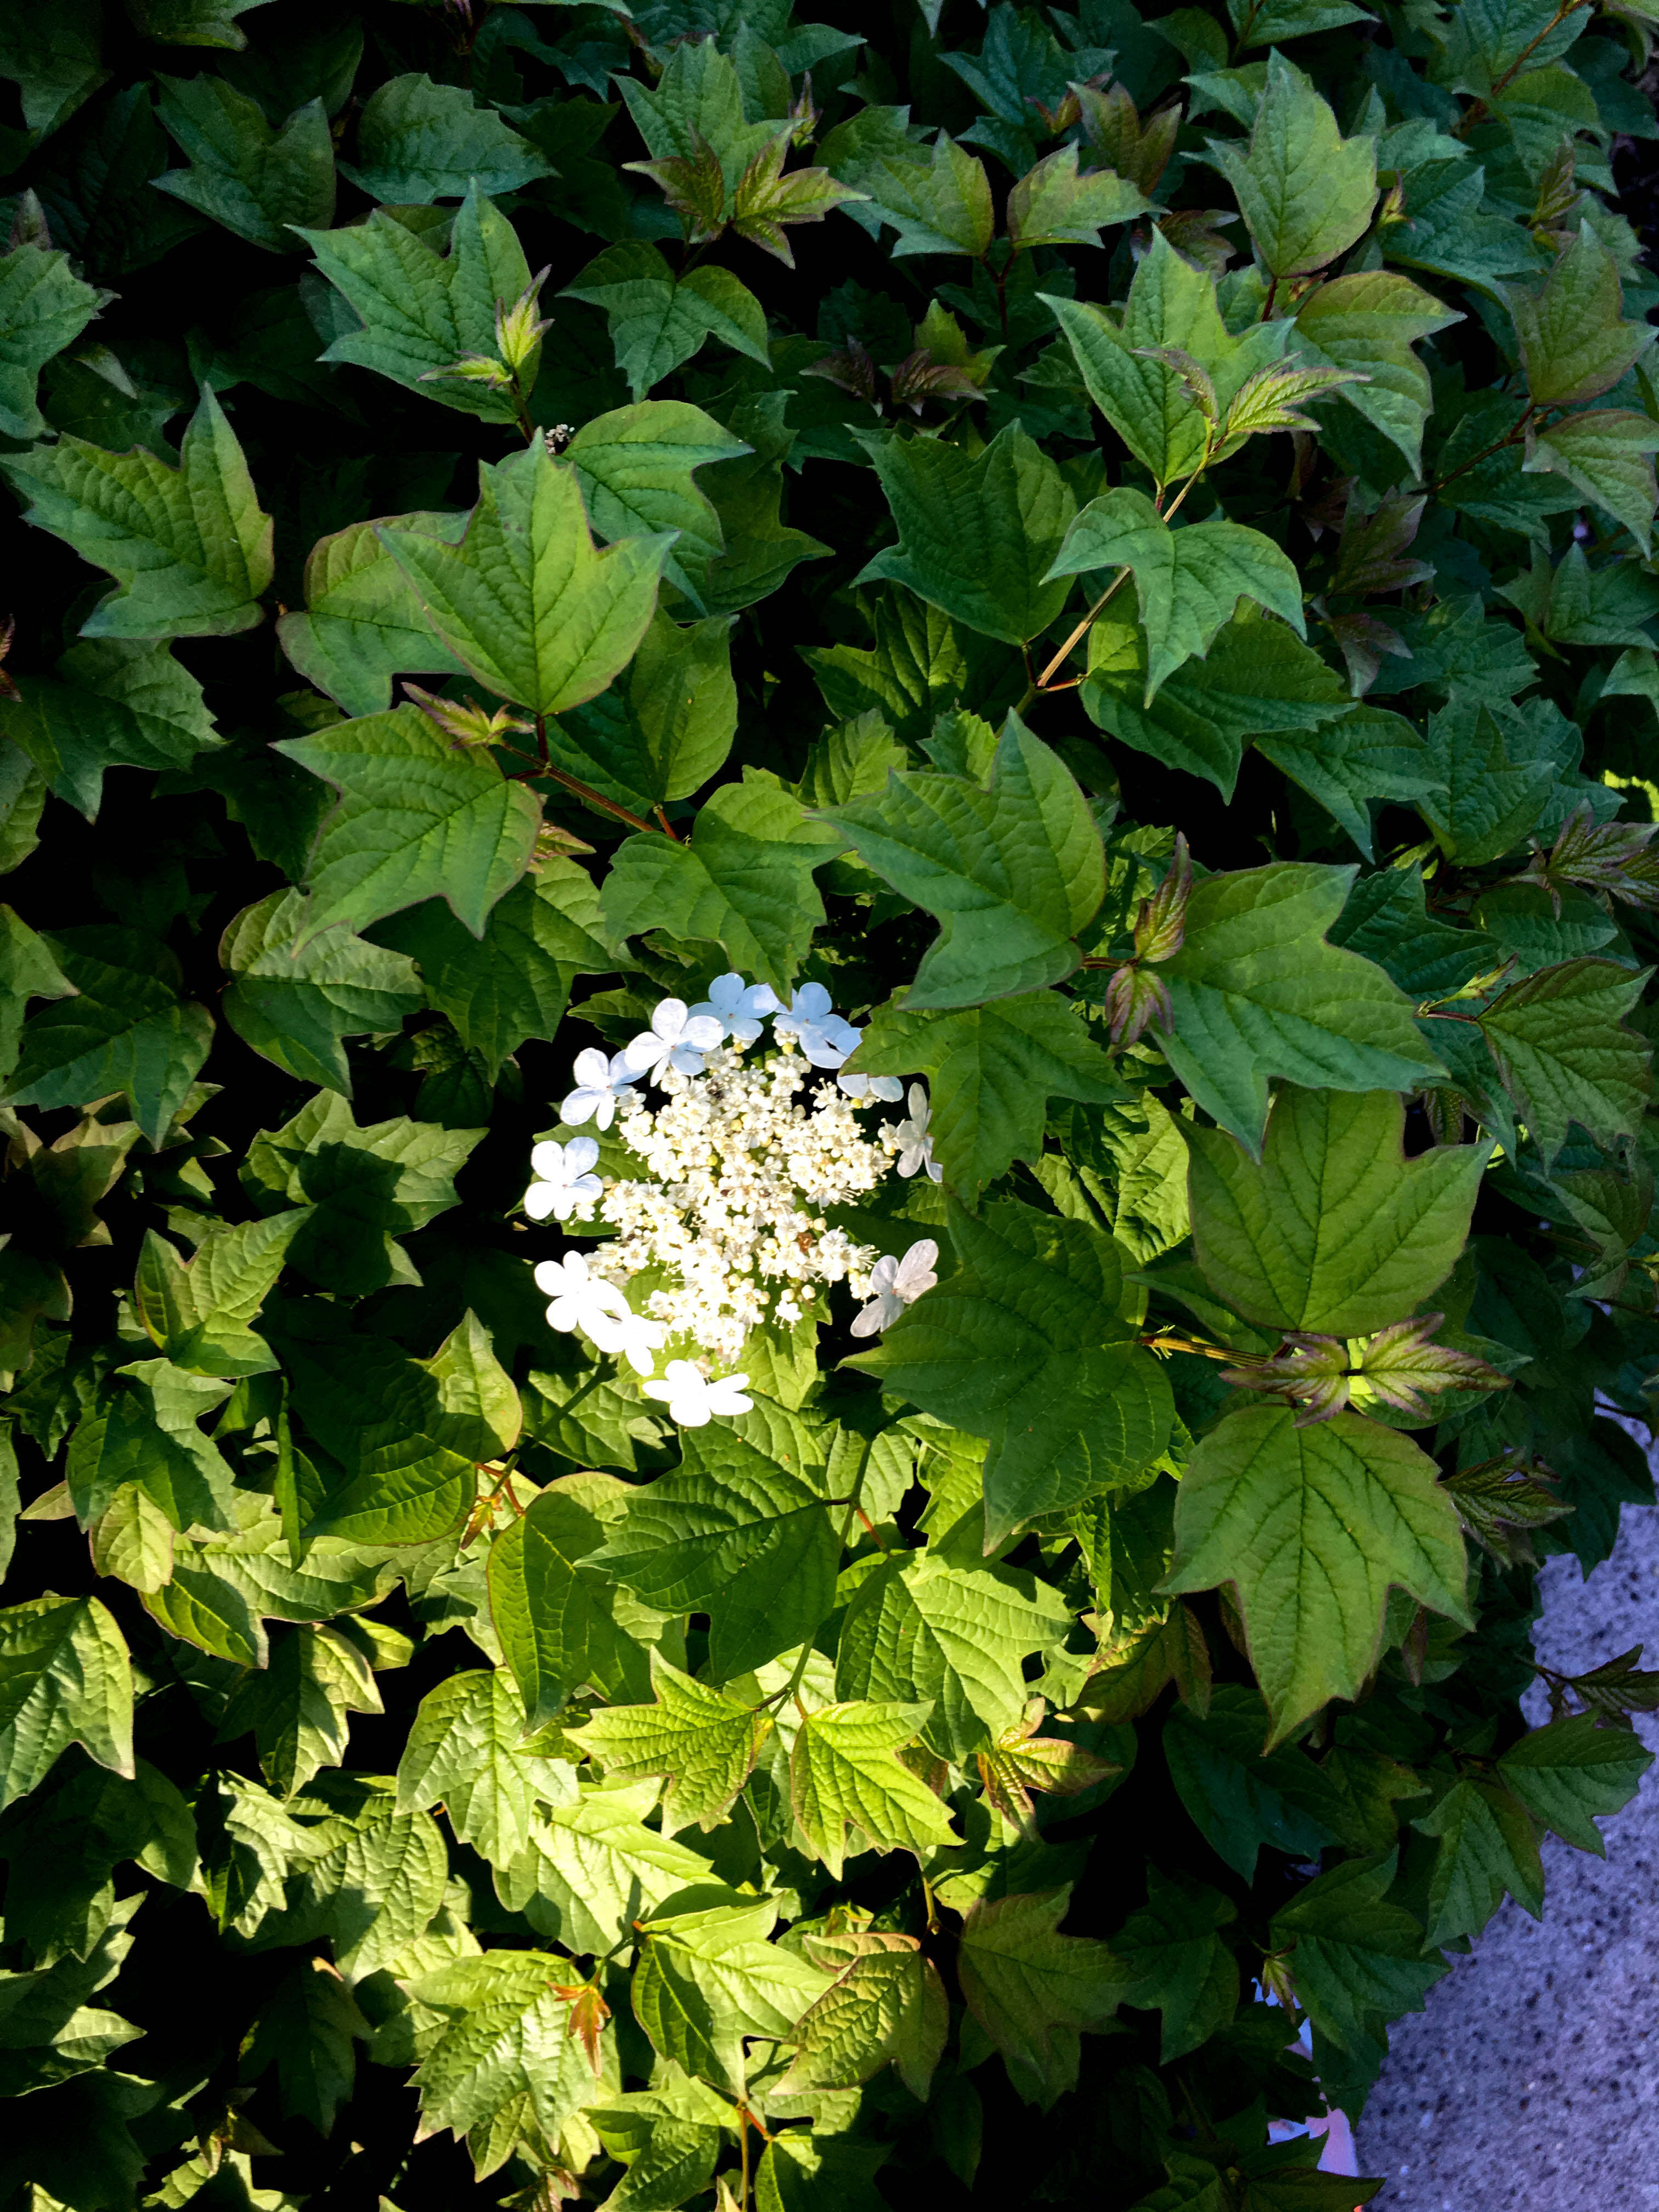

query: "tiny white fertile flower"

left=534, top=1251, right=630, bottom=1338
left=624, top=997, right=724, bottom=1084
left=585, top=1305, right=668, bottom=1377
left=894, top=1084, right=942, bottom=1182
left=837, top=1071, right=905, bottom=1103
left=644, top=1359, right=753, bottom=1426
left=562, top=1047, right=639, bottom=1130
left=773, top=983, right=862, bottom=1069
left=690, top=972, right=781, bottom=1045
left=525, top=1136, right=602, bottom=1221
left=849, top=1239, right=939, bottom=1337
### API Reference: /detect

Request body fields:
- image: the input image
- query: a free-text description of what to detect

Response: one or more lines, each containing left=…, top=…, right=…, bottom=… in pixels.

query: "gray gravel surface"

left=1356, top=1502, right=1659, bottom=2210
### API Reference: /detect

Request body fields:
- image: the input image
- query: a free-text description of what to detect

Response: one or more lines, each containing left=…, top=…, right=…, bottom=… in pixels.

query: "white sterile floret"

left=599, top=1044, right=893, bottom=1365
left=850, top=1239, right=939, bottom=1337
left=837, top=1071, right=905, bottom=1103
left=561, top=1046, right=639, bottom=1130
left=585, top=1305, right=668, bottom=1378
left=690, top=971, right=781, bottom=1045
left=524, top=1136, right=602, bottom=1222
left=534, top=1251, right=630, bottom=1338
left=624, top=997, right=724, bottom=1084
left=893, top=1083, right=943, bottom=1182
left=772, top=982, right=862, bottom=1069
left=644, top=1361, right=753, bottom=1426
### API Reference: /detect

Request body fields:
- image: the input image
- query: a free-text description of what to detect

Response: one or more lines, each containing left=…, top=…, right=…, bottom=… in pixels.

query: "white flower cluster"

left=524, top=974, right=942, bottom=1417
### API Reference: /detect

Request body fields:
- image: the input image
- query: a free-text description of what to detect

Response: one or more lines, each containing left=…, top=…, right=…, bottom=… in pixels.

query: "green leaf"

left=789, top=1699, right=960, bottom=1877
left=1496, top=1712, right=1653, bottom=1852
left=396, top=1667, right=575, bottom=1870
left=1415, top=697, right=1556, bottom=867
left=374, top=861, right=613, bottom=1081
left=847, top=992, right=1124, bottom=1206
left=339, top=75, right=552, bottom=205
left=1006, top=144, right=1151, bottom=250
left=566, top=1653, right=772, bottom=1833
left=297, top=184, right=538, bottom=421
left=1268, top=1853, right=1444, bottom=2057
left=1292, top=270, right=1462, bottom=472
left=1474, top=956, right=1651, bottom=1165
left=127, top=0, right=273, bottom=48
left=222, top=1620, right=396, bottom=1799
left=566, top=400, right=750, bottom=611
left=3, top=924, right=212, bottom=1146
left=1164, top=1404, right=1470, bottom=1742
left=849, top=1198, right=1173, bottom=1547
left=68, top=1359, right=235, bottom=1531
left=632, top=1897, right=833, bottom=2096
left=594, top=1418, right=840, bottom=1680
left=243, top=1956, right=368, bottom=2135
left=0, top=386, right=272, bottom=639
left=409, top=1949, right=612, bottom=2165
left=1257, top=705, right=1444, bottom=863
left=777, top=1931, right=948, bottom=2102
left=377, top=443, right=670, bottom=720
left=552, top=608, right=737, bottom=817
left=1523, top=408, right=1659, bottom=555
left=1048, top=489, right=1305, bottom=701
left=153, top=74, right=333, bottom=251
left=221, top=889, right=422, bottom=1093
left=244, top=1089, right=482, bottom=1298
left=133, top=1210, right=307, bottom=1378
left=588, top=2089, right=723, bottom=2212
left=1044, top=229, right=1292, bottom=488
left=1506, top=222, right=1656, bottom=407
left=601, top=773, right=844, bottom=997
left=0, top=1594, right=134, bottom=1810
left=274, top=702, right=541, bottom=943
left=818, top=718, right=1103, bottom=1009
left=687, top=392, right=830, bottom=615
left=138, top=1500, right=402, bottom=1668
left=1161, top=1686, right=1344, bottom=1881
left=1082, top=606, right=1355, bottom=802
left=756, top=2136, right=890, bottom=2212
left=0, top=638, right=219, bottom=820
left=1411, top=1775, right=1543, bottom=1946
left=864, top=133, right=994, bottom=257
left=562, top=243, right=769, bottom=402
left=0, top=2, right=108, bottom=139
left=615, top=32, right=774, bottom=188
left=1187, top=1086, right=1490, bottom=1334
left=836, top=1548, right=1071, bottom=1762
left=487, top=1481, right=658, bottom=1731
left=956, top=1887, right=1120, bottom=2109
left=0, top=906, right=74, bottom=1084
left=1228, top=0, right=1375, bottom=46
left=0, top=241, right=102, bottom=441
left=1158, top=861, right=1446, bottom=1154
left=275, top=510, right=469, bottom=718
left=1208, top=54, right=1376, bottom=279
left=500, top=1776, right=714, bottom=1955
left=1102, top=1866, right=1239, bottom=2062
left=855, top=423, right=1076, bottom=647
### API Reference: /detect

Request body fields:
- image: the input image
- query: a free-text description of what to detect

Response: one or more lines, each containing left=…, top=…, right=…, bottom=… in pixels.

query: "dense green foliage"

left=2, top=1, right=1659, bottom=2207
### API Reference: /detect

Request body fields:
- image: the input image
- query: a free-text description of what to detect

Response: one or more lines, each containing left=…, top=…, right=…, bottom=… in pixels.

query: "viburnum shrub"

left=4, top=0, right=1659, bottom=2205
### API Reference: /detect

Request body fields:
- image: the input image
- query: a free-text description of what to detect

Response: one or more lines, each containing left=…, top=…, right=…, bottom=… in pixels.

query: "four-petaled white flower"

left=772, top=983, right=861, bottom=1069
left=561, top=1047, right=639, bottom=1130
left=849, top=1240, right=939, bottom=1337
left=585, top=1305, right=669, bottom=1377
left=837, top=1071, right=905, bottom=1103
left=690, top=972, right=780, bottom=1045
left=624, top=998, right=724, bottom=1085
left=893, top=1084, right=942, bottom=1182
left=643, top=1360, right=754, bottom=1426
left=534, top=1251, right=631, bottom=1339
left=524, top=1136, right=602, bottom=1221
